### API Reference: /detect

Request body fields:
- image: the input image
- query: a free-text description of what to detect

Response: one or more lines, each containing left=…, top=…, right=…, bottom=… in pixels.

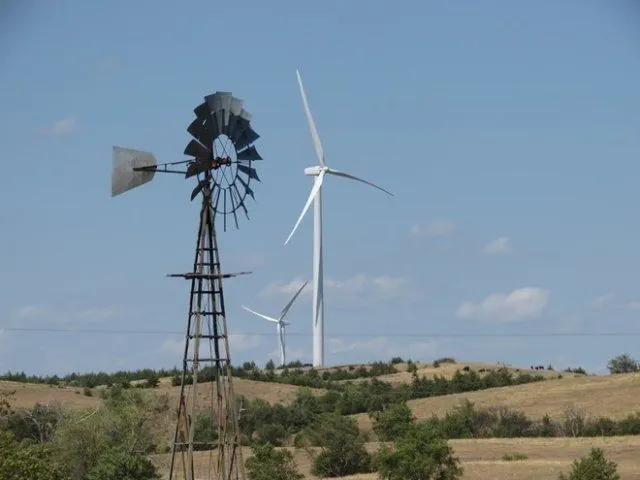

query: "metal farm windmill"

left=284, top=70, right=393, bottom=368
left=111, top=91, right=263, bottom=480
left=241, top=280, right=308, bottom=367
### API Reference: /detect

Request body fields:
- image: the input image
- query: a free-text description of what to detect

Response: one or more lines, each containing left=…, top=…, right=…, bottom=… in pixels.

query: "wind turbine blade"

left=279, top=280, right=309, bottom=320
left=284, top=170, right=325, bottom=245
left=296, top=69, right=325, bottom=168
left=326, top=168, right=393, bottom=196
left=241, top=305, right=278, bottom=323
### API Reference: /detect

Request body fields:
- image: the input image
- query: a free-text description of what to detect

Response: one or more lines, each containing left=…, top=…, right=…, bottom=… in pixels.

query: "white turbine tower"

left=242, top=280, right=308, bottom=367
left=285, top=70, right=393, bottom=368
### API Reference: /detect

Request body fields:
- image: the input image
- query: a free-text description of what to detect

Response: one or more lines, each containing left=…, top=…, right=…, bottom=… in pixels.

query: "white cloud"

left=372, top=276, right=408, bottom=299
left=628, top=301, right=640, bottom=310
left=327, top=336, right=441, bottom=361
left=260, top=276, right=311, bottom=298
left=9, top=305, right=122, bottom=326
left=456, top=287, right=550, bottom=323
left=260, top=274, right=409, bottom=303
left=158, top=338, right=183, bottom=356
left=482, top=237, right=513, bottom=255
left=591, top=293, right=615, bottom=308
left=11, top=305, right=51, bottom=320
left=410, top=220, right=457, bottom=238
left=229, top=332, right=262, bottom=351
left=266, top=346, right=306, bottom=364
left=41, top=117, right=77, bottom=136
left=157, top=332, right=261, bottom=358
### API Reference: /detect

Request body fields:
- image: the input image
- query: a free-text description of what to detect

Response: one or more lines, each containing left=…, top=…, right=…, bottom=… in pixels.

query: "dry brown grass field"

left=354, top=371, right=640, bottom=433
left=151, top=436, right=640, bottom=480
left=5, top=361, right=640, bottom=479
left=0, top=376, right=326, bottom=411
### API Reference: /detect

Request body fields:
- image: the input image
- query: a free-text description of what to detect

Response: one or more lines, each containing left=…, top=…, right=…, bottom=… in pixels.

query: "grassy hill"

left=0, top=375, right=326, bottom=410
left=150, top=436, right=640, bottom=480
left=3, top=359, right=640, bottom=480
left=353, top=370, right=640, bottom=433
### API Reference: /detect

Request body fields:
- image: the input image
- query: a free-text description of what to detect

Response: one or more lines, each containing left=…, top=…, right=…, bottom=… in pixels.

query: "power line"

left=1, top=327, right=640, bottom=337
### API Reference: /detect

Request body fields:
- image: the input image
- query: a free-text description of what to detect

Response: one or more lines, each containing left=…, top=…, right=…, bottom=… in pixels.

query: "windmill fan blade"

left=233, top=184, right=250, bottom=220
left=227, top=97, right=243, bottom=135
left=296, top=69, right=325, bottom=167
left=237, top=146, right=262, bottom=161
left=284, top=170, right=325, bottom=245
left=237, top=176, right=255, bottom=200
left=184, top=139, right=210, bottom=159
left=111, top=146, right=157, bottom=197
left=327, top=168, right=393, bottom=196
left=206, top=92, right=232, bottom=138
left=220, top=92, right=233, bottom=132
left=185, top=159, right=211, bottom=179
left=190, top=179, right=209, bottom=201
left=235, top=126, right=260, bottom=151
left=228, top=109, right=252, bottom=145
left=280, top=280, right=308, bottom=320
left=193, top=102, right=212, bottom=123
left=237, top=164, right=260, bottom=182
left=187, top=118, right=215, bottom=147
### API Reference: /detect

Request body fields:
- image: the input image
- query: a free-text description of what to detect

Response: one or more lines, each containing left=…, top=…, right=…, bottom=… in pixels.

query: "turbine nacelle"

left=304, top=166, right=325, bottom=176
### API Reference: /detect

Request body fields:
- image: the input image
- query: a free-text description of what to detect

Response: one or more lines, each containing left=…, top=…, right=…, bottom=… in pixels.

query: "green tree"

left=144, top=372, right=160, bottom=388
left=607, top=354, right=639, bottom=374
left=371, top=402, right=415, bottom=441
left=245, top=442, right=304, bottom=480
left=558, top=447, right=620, bottom=480
left=303, top=413, right=372, bottom=477
left=0, top=431, right=70, bottom=480
left=376, top=421, right=463, bottom=480
left=88, top=447, right=160, bottom=480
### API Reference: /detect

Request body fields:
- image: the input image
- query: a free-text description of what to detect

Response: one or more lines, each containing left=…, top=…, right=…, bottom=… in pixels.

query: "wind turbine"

left=242, top=280, right=308, bottom=367
left=284, top=70, right=393, bottom=368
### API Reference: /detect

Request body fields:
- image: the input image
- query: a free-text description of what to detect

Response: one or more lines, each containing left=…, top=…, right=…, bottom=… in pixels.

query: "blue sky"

left=1, top=0, right=640, bottom=376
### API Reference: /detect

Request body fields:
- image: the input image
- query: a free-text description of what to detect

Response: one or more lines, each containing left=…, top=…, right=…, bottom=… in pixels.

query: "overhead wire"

left=1, top=327, right=640, bottom=337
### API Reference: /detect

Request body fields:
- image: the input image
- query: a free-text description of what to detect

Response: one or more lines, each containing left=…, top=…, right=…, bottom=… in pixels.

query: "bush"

left=502, top=452, right=528, bottom=461
left=245, top=442, right=303, bottom=480
left=0, top=431, right=70, bottom=480
left=376, top=421, right=463, bottom=480
left=558, top=447, right=620, bottom=480
left=88, top=447, right=160, bottom=480
left=303, top=413, right=372, bottom=477
left=607, top=354, right=639, bottom=374
left=193, top=411, right=218, bottom=450
left=371, top=402, right=415, bottom=441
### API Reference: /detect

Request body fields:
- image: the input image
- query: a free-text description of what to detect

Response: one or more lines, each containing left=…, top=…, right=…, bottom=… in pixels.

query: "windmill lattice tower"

left=111, top=91, right=263, bottom=480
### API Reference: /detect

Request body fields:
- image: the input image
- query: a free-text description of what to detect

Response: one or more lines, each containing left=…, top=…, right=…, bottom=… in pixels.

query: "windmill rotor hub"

left=211, top=156, right=232, bottom=169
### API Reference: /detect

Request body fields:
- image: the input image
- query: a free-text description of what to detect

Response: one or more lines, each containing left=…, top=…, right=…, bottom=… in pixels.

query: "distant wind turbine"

left=284, top=69, right=393, bottom=368
left=242, top=280, right=308, bottom=366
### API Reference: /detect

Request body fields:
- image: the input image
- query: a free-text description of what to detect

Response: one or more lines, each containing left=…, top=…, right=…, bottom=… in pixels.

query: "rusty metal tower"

left=111, top=92, right=263, bottom=480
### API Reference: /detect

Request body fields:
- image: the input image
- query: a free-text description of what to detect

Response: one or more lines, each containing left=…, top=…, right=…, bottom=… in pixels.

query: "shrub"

left=607, top=354, right=639, bottom=374
left=245, top=442, right=303, bottom=480
left=502, top=452, right=528, bottom=461
left=304, top=413, right=372, bottom=477
left=562, top=406, right=586, bottom=437
left=88, top=447, right=160, bottom=480
left=371, top=402, right=415, bottom=441
left=558, top=447, right=620, bottom=480
left=83, top=387, right=93, bottom=397
left=193, top=411, right=218, bottom=450
left=376, top=421, right=463, bottom=480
